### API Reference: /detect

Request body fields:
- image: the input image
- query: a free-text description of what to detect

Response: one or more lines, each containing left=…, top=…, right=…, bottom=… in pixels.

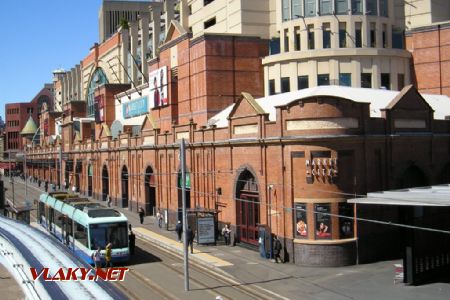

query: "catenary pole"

left=181, top=138, right=190, bottom=291
left=59, top=146, right=63, bottom=191
left=24, top=149, right=28, bottom=205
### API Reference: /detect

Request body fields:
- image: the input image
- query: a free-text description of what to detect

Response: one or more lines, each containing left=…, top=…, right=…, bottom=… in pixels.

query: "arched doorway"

left=144, top=166, right=156, bottom=216
left=121, top=166, right=129, bottom=208
left=88, top=164, right=93, bottom=197
left=235, top=169, right=260, bottom=245
left=102, top=165, right=109, bottom=201
left=397, top=165, right=429, bottom=189
left=177, top=171, right=191, bottom=222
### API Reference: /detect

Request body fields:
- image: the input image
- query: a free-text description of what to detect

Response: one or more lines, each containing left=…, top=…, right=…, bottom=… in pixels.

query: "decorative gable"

left=164, top=20, right=188, bottom=44
left=228, top=92, right=268, bottom=120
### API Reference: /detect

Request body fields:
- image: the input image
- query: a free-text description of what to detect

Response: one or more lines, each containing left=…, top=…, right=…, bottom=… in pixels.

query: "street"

left=4, top=178, right=450, bottom=300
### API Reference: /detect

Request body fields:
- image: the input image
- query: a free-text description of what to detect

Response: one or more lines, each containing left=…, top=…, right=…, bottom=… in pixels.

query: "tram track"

left=135, top=237, right=277, bottom=300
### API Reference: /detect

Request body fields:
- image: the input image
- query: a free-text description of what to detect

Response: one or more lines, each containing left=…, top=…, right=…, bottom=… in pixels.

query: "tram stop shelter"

left=349, top=184, right=450, bottom=285
left=4, top=199, right=33, bottom=225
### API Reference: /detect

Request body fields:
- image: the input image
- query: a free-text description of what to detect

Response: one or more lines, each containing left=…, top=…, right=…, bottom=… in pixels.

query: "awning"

left=348, top=184, right=450, bottom=207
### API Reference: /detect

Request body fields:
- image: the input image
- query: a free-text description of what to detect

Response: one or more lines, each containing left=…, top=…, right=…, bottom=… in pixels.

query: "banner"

left=149, top=66, right=168, bottom=107
left=123, top=96, right=149, bottom=119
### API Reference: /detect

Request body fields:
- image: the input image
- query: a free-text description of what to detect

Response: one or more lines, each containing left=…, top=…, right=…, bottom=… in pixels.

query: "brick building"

left=22, top=0, right=450, bottom=267
left=5, top=84, right=53, bottom=156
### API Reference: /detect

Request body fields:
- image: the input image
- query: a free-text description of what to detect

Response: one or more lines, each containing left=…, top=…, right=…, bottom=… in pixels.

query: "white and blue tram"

left=37, top=192, right=130, bottom=265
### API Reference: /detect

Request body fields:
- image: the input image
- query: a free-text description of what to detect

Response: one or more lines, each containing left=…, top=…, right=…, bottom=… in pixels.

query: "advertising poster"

left=94, top=95, right=105, bottom=123
left=197, top=217, right=215, bottom=244
left=149, top=66, right=168, bottom=108
left=295, top=203, right=307, bottom=238
left=315, top=204, right=332, bottom=239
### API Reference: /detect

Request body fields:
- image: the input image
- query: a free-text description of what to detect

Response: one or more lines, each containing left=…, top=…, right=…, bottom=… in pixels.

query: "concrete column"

left=164, top=0, right=175, bottom=31
left=352, top=59, right=361, bottom=88
left=119, top=26, right=129, bottom=83
left=372, top=58, right=380, bottom=88
left=151, top=5, right=162, bottom=59
left=179, top=0, right=189, bottom=30
left=76, top=64, right=82, bottom=100
left=130, top=21, right=139, bottom=84
left=347, top=17, right=355, bottom=48
left=71, top=68, right=76, bottom=100
left=376, top=20, right=383, bottom=48
left=60, top=76, right=66, bottom=107
left=139, top=12, right=150, bottom=84
left=66, top=72, right=72, bottom=102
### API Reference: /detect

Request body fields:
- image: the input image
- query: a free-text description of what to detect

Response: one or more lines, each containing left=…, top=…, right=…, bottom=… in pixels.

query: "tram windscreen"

left=89, top=222, right=128, bottom=249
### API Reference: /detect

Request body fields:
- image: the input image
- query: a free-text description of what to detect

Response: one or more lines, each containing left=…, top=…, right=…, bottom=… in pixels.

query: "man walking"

left=273, top=235, right=283, bottom=263
left=156, top=210, right=163, bottom=228
left=175, top=220, right=183, bottom=242
left=138, top=207, right=145, bottom=224
left=186, top=226, right=195, bottom=254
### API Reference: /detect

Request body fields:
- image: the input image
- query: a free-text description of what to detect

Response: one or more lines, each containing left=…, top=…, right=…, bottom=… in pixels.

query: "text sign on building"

left=197, top=217, right=215, bottom=244
left=149, top=66, right=168, bottom=108
left=123, top=96, right=149, bottom=119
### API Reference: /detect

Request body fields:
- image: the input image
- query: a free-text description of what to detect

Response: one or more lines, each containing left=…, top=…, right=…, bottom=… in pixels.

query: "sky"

left=0, top=0, right=103, bottom=119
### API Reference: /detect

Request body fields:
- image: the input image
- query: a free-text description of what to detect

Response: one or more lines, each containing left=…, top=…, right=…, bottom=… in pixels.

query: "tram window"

left=74, top=222, right=88, bottom=248
left=54, top=211, right=63, bottom=229
left=38, top=203, right=45, bottom=223
left=90, top=222, right=128, bottom=249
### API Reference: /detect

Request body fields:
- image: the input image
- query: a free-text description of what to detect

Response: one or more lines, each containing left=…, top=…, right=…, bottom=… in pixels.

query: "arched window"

left=87, top=68, right=108, bottom=117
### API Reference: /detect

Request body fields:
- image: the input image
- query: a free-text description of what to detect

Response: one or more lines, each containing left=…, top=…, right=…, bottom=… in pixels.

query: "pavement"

left=9, top=178, right=450, bottom=299
left=0, top=264, right=24, bottom=300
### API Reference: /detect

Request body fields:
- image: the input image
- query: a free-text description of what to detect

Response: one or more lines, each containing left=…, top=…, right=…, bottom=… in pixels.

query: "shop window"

left=361, top=73, right=372, bottom=88
left=295, top=203, right=308, bottom=238
left=339, top=22, right=347, bottom=48
left=339, top=203, right=354, bottom=239
left=269, top=79, right=276, bottom=95
left=204, top=17, right=216, bottom=29
left=323, top=23, right=331, bottom=48
left=317, top=74, right=330, bottom=86
left=308, top=25, right=315, bottom=49
left=339, top=73, right=351, bottom=87
left=315, top=203, right=332, bottom=239
left=281, top=77, right=290, bottom=93
left=381, top=73, right=390, bottom=90
left=298, top=75, right=309, bottom=90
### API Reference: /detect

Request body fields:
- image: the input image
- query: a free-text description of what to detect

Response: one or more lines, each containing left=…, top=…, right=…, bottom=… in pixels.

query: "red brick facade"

left=406, top=22, right=450, bottom=97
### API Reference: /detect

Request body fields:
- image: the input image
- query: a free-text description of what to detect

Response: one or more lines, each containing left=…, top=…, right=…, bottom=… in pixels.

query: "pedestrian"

left=273, top=235, right=283, bottom=263
left=222, top=224, right=231, bottom=246
left=129, top=229, right=136, bottom=255
left=107, top=194, right=112, bottom=207
left=156, top=210, right=162, bottom=228
left=44, top=181, right=48, bottom=193
left=175, top=220, right=183, bottom=242
left=91, top=247, right=102, bottom=269
left=138, top=207, right=145, bottom=224
left=105, top=243, right=113, bottom=268
left=186, top=226, right=195, bottom=254
left=72, top=185, right=77, bottom=194
left=38, top=179, right=41, bottom=187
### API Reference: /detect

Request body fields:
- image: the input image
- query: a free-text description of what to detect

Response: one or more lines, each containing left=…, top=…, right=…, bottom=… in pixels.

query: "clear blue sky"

left=0, top=0, right=103, bottom=119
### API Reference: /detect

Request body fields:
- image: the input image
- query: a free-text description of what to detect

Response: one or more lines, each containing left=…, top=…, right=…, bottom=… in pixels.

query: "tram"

left=37, top=192, right=129, bottom=265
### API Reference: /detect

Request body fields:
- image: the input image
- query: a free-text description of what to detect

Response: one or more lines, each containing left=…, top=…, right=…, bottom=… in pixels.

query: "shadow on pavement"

left=125, top=245, right=162, bottom=266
